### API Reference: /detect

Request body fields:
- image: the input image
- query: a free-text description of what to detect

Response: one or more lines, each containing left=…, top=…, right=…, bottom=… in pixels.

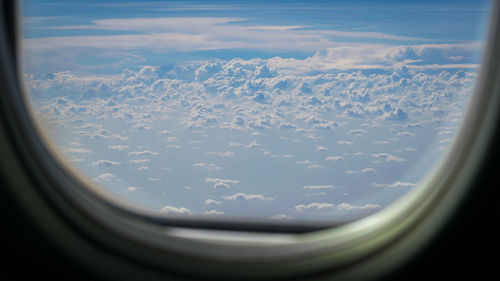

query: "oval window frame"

left=1, top=1, right=499, bottom=280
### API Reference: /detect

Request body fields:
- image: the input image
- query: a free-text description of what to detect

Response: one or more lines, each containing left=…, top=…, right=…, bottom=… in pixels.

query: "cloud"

left=373, top=181, right=416, bottom=188
left=108, top=145, right=130, bottom=151
left=307, top=164, right=325, bottom=169
left=336, top=203, right=382, bottom=211
left=166, top=144, right=183, bottom=149
left=92, top=160, right=120, bottom=167
left=296, top=160, right=313, bottom=165
left=204, top=210, right=224, bottom=215
left=303, top=185, right=338, bottom=190
left=29, top=17, right=433, bottom=56
left=158, top=130, right=171, bottom=136
left=227, top=142, right=243, bottom=147
left=296, top=159, right=324, bottom=169
left=393, top=147, right=418, bottom=153
left=64, top=147, right=91, bottom=154
left=204, top=199, right=222, bottom=205
left=205, top=177, right=239, bottom=188
left=270, top=214, right=292, bottom=220
left=94, top=173, right=117, bottom=181
left=371, top=153, right=406, bottom=162
left=348, top=129, right=368, bottom=136
left=128, top=150, right=159, bottom=156
left=223, top=193, right=273, bottom=201
left=346, top=168, right=376, bottom=174
left=27, top=42, right=476, bottom=220
left=205, top=151, right=235, bottom=157
left=127, top=186, right=142, bottom=192
left=160, top=206, right=192, bottom=215
left=132, top=123, right=153, bottom=130
left=396, top=131, right=416, bottom=137
left=267, top=43, right=481, bottom=72
left=316, top=145, right=329, bottom=152
left=130, top=159, right=151, bottom=164
left=193, top=162, right=222, bottom=170
left=325, top=156, right=343, bottom=161
left=245, top=141, right=260, bottom=148
left=295, top=202, right=334, bottom=212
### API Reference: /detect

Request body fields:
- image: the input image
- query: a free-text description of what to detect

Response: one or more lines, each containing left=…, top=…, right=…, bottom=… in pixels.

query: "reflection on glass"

left=21, top=0, right=489, bottom=223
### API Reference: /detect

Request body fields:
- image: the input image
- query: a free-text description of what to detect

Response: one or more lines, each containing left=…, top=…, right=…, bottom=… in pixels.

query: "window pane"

left=20, top=0, right=490, bottom=223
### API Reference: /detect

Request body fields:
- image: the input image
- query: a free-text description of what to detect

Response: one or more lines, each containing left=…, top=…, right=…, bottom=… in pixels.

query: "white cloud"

left=371, top=153, right=406, bottom=162
left=396, top=131, right=416, bottom=137
left=270, top=214, right=292, bottom=220
left=108, top=144, right=130, bottom=151
left=296, top=160, right=313, bottom=165
left=361, top=168, right=376, bottom=173
left=166, top=144, right=183, bottom=149
left=296, top=159, right=324, bottom=168
left=92, top=160, right=120, bottom=167
left=295, top=202, right=334, bottom=212
left=325, top=156, right=343, bottom=161
left=64, top=147, right=91, bottom=154
left=132, top=123, right=153, bottom=130
left=158, top=130, right=171, bottom=136
left=348, top=129, right=368, bottom=136
left=373, top=181, right=416, bottom=188
left=29, top=17, right=436, bottom=56
left=303, top=185, right=338, bottom=190
left=127, top=186, right=142, bottom=192
left=28, top=42, right=476, bottom=220
left=194, top=161, right=222, bottom=170
left=336, top=203, right=382, bottom=211
left=316, top=145, right=329, bottom=152
left=94, top=173, right=116, bottom=181
left=160, top=206, right=192, bottom=215
left=227, top=141, right=243, bottom=147
left=128, top=150, right=159, bottom=156
left=393, top=147, right=418, bottom=153
left=245, top=141, right=260, bottom=148
left=204, top=210, right=224, bottom=215
left=130, top=159, right=151, bottom=164
left=204, top=199, right=222, bottom=205
left=346, top=168, right=376, bottom=174
left=223, top=193, right=273, bottom=201
left=205, top=177, right=239, bottom=188
left=205, top=151, right=235, bottom=157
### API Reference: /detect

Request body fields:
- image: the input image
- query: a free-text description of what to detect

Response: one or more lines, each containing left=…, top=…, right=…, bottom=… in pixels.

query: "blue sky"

left=21, top=0, right=490, bottom=223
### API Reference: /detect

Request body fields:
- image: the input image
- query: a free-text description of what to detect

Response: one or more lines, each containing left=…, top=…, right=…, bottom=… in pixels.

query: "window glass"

left=20, top=0, right=490, bottom=223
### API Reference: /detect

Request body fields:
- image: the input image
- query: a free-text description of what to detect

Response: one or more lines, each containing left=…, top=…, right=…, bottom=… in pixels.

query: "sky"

left=20, top=0, right=490, bottom=224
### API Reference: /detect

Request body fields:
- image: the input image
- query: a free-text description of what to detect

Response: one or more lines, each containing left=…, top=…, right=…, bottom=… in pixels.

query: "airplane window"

left=19, top=0, right=491, bottom=225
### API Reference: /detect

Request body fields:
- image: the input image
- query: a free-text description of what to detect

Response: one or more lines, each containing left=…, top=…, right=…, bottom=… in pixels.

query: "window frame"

left=1, top=1, right=499, bottom=280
